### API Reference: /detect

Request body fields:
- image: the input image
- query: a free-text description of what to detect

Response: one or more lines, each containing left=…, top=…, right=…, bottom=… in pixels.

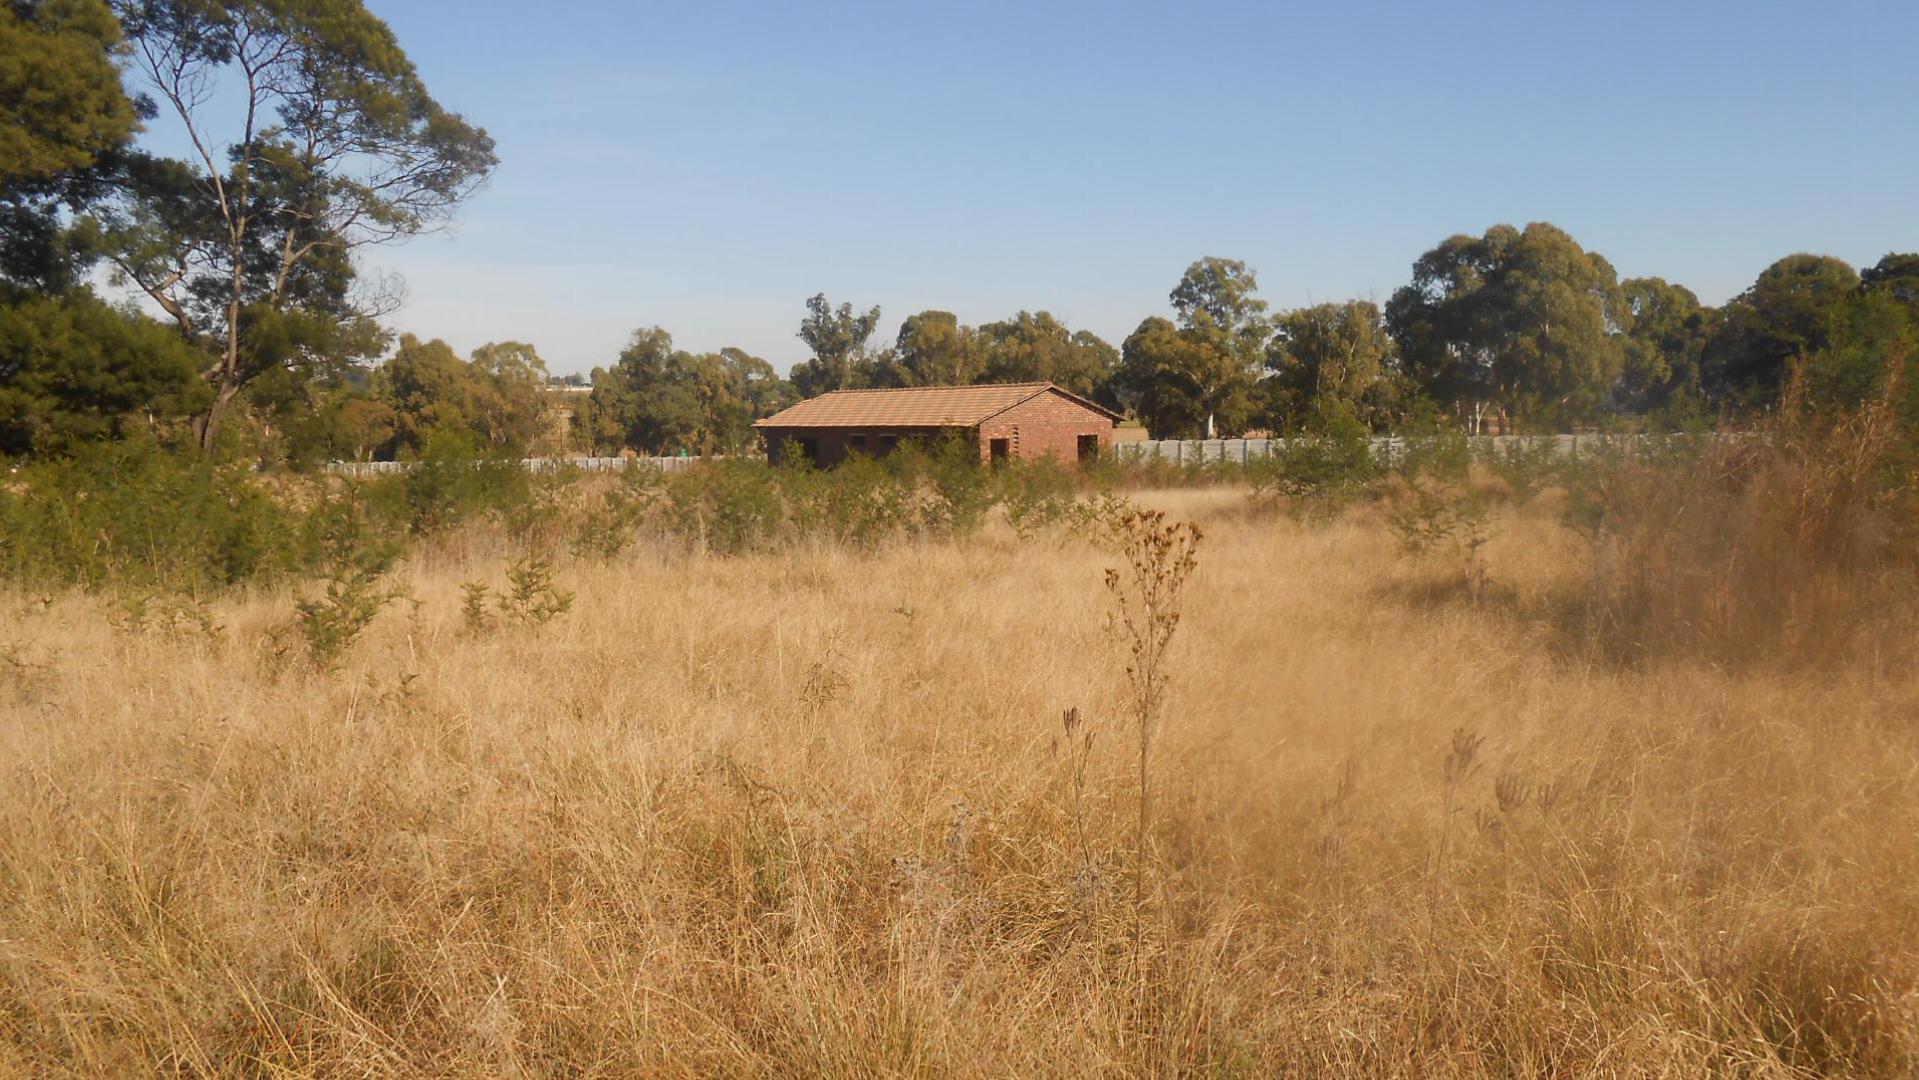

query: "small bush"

left=0, top=438, right=305, bottom=591
left=668, top=459, right=785, bottom=554
left=499, top=554, right=574, bottom=626
left=1251, top=402, right=1381, bottom=517
left=379, top=428, right=530, bottom=535
left=278, top=559, right=401, bottom=670
left=1000, top=457, right=1084, bottom=539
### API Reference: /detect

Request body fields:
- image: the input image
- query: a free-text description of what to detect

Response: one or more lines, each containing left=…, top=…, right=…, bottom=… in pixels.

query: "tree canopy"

left=99, top=0, right=497, bottom=448
left=1265, top=300, right=1395, bottom=429
left=580, top=328, right=794, bottom=455
left=1386, top=222, right=1626, bottom=429
left=1615, top=277, right=1713, bottom=414
left=1701, top=254, right=1859, bottom=406
left=791, top=293, right=881, bottom=396
left=0, top=288, right=207, bottom=454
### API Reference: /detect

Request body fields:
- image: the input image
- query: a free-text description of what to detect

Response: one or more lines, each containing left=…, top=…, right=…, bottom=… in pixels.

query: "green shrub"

left=569, top=470, right=655, bottom=559
left=910, top=435, right=998, bottom=536
left=1391, top=417, right=1472, bottom=486
left=668, top=459, right=785, bottom=554
left=998, top=456, right=1084, bottom=539
left=499, top=553, right=574, bottom=626
left=381, top=427, right=529, bottom=535
left=1252, top=402, right=1381, bottom=517
left=0, top=438, right=305, bottom=591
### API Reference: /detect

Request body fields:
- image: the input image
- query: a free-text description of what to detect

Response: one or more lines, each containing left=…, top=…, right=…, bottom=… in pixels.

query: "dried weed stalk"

left=1103, top=507, right=1202, bottom=955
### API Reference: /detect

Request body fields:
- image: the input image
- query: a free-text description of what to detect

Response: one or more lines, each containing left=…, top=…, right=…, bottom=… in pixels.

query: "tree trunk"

left=196, top=381, right=241, bottom=452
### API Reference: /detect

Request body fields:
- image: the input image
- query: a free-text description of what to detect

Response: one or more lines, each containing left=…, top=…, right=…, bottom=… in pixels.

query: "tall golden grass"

left=2, top=481, right=1917, bottom=1075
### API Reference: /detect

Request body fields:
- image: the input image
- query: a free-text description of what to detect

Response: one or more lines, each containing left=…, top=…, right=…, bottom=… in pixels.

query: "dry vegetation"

left=3, top=468, right=1919, bottom=1075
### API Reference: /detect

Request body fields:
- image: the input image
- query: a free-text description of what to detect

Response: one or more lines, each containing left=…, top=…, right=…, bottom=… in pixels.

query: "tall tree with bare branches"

left=97, top=0, right=496, bottom=450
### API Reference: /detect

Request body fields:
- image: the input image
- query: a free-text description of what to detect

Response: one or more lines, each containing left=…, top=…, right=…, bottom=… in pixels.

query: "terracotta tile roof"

left=754, top=383, right=1119, bottom=428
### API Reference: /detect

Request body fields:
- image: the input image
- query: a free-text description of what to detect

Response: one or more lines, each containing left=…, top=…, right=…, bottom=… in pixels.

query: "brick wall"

left=978, top=391, right=1113, bottom=466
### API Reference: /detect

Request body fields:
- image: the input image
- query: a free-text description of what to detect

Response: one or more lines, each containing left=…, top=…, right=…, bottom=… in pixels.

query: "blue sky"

left=182, top=1, right=1919, bottom=376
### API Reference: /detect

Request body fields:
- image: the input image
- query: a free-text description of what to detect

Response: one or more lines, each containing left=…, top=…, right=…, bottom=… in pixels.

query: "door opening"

left=1077, top=434, right=1101, bottom=463
left=989, top=437, right=1010, bottom=464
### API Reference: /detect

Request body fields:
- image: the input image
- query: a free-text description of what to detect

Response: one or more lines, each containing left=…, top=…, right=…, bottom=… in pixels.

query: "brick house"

left=754, top=383, right=1121, bottom=468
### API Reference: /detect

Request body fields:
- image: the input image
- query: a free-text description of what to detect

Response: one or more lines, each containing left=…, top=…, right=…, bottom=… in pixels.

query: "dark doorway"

left=796, top=437, right=820, bottom=465
left=989, top=438, right=1010, bottom=464
left=1077, top=434, right=1101, bottom=463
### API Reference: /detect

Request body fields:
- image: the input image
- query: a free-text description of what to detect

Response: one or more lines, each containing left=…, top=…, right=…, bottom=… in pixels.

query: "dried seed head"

left=1443, top=728, right=1484, bottom=786
left=1495, top=771, right=1530, bottom=814
left=1536, top=781, right=1563, bottom=816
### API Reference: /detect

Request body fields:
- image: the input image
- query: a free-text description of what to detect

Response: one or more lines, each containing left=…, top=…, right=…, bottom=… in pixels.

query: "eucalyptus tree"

left=1615, top=278, right=1713, bottom=414
left=1117, top=315, right=1250, bottom=438
left=976, top=311, right=1116, bottom=398
left=1700, top=254, right=1858, bottom=406
left=1861, top=253, right=1919, bottom=321
left=98, top=0, right=497, bottom=449
left=581, top=328, right=793, bottom=455
left=1386, top=223, right=1626, bottom=429
left=1167, top=257, right=1270, bottom=437
left=792, top=293, right=881, bottom=395
left=888, top=310, right=981, bottom=387
left=1265, top=300, right=1393, bottom=428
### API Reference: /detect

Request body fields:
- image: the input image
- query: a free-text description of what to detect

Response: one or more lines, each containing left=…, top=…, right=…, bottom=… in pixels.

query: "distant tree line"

left=2, top=2, right=1914, bottom=463
left=760, top=233, right=1917, bottom=440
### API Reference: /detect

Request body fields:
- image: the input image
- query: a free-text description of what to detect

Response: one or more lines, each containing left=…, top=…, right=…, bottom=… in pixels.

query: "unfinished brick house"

left=754, top=383, right=1121, bottom=468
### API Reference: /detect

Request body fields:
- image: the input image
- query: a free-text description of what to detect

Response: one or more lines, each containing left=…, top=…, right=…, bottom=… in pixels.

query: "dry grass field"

left=3, top=485, right=1918, bottom=1075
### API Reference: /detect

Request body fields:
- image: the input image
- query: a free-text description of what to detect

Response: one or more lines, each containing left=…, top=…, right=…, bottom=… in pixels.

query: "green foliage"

left=1702, top=254, right=1860, bottom=407
left=778, top=452, right=918, bottom=548
left=999, top=456, right=1085, bottom=539
left=0, top=289, right=210, bottom=454
left=667, top=458, right=786, bottom=555
left=1386, top=482, right=1492, bottom=600
left=1480, top=438, right=1565, bottom=503
left=499, top=554, right=573, bottom=626
left=791, top=293, right=882, bottom=395
left=378, top=335, right=553, bottom=457
left=1251, top=401, right=1381, bottom=517
left=973, top=311, right=1118, bottom=399
left=579, top=328, right=792, bottom=455
left=282, top=561, right=399, bottom=670
left=1265, top=300, right=1394, bottom=430
left=885, top=310, right=983, bottom=387
left=1386, top=222, right=1627, bottom=428
left=1391, top=411, right=1473, bottom=486
left=100, top=0, right=497, bottom=447
left=0, top=0, right=133, bottom=188
left=460, top=581, right=493, bottom=633
left=379, top=428, right=529, bottom=535
left=568, top=471, right=655, bottom=559
left=0, top=0, right=137, bottom=290
left=911, top=435, right=1000, bottom=535
left=1616, top=277, right=1713, bottom=413
left=0, top=437, right=306, bottom=590
left=1861, top=253, right=1919, bottom=321
left=1119, top=258, right=1270, bottom=438
left=1804, top=294, right=1918, bottom=429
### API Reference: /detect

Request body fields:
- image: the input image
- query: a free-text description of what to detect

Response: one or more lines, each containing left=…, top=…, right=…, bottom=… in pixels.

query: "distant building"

left=754, top=383, right=1121, bottom=468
